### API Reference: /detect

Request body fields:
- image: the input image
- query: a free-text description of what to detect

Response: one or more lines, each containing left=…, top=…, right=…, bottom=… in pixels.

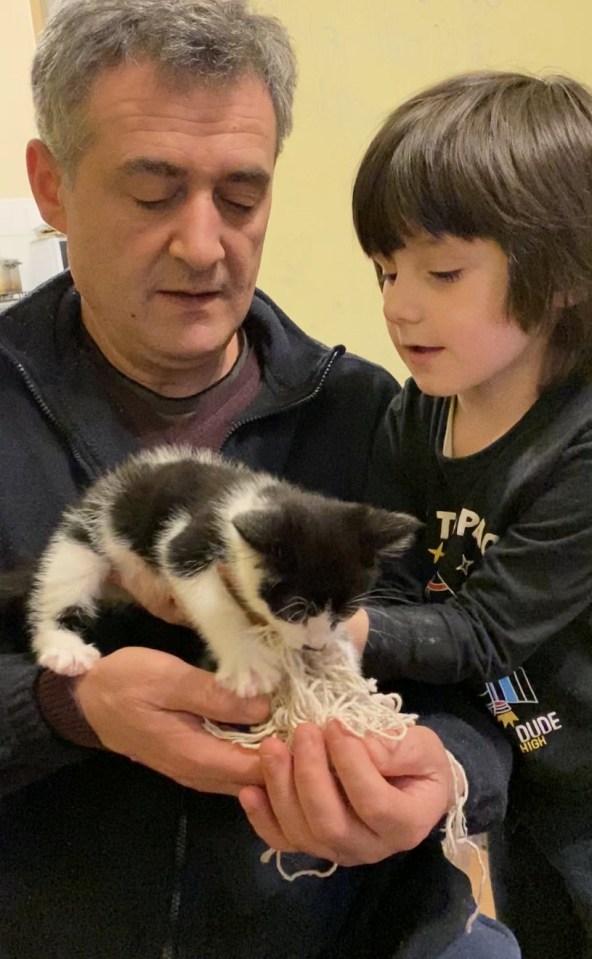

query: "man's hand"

left=108, top=569, right=188, bottom=626
left=73, top=646, right=269, bottom=795
left=238, top=721, right=454, bottom=865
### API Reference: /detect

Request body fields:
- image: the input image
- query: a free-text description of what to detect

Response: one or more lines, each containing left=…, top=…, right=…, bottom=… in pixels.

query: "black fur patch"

left=56, top=605, right=97, bottom=633
left=110, top=458, right=240, bottom=565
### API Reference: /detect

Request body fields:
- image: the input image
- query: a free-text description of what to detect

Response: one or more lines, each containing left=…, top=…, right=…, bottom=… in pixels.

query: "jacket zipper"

left=222, top=346, right=342, bottom=445
left=2, top=350, right=98, bottom=481
left=160, top=809, right=188, bottom=959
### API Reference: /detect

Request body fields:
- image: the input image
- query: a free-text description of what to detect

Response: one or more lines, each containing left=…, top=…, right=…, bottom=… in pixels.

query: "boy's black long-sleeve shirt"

left=364, top=377, right=592, bottom=800
left=364, top=377, right=592, bottom=954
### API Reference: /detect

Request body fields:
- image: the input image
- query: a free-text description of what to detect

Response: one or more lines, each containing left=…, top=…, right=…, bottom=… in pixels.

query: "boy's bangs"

left=353, top=124, right=490, bottom=258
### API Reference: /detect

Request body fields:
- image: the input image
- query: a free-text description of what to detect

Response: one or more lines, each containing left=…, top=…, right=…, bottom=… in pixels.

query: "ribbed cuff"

left=35, top=669, right=103, bottom=749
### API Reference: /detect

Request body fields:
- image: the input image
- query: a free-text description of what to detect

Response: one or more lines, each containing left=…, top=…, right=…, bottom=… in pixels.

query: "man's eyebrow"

left=115, top=160, right=270, bottom=187
left=117, top=158, right=185, bottom=178
left=225, top=168, right=271, bottom=188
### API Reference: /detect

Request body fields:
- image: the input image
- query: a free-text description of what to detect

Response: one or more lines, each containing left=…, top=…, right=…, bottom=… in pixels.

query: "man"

left=0, top=1, right=518, bottom=956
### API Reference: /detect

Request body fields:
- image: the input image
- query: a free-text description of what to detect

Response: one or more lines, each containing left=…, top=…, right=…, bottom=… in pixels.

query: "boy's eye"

left=430, top=270, right=462, bottom=283
left=379, top=272, right=397, bottom=288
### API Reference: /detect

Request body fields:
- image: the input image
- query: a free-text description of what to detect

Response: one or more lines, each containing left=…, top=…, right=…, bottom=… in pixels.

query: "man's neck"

left=81, top=319, right=241, bottom=398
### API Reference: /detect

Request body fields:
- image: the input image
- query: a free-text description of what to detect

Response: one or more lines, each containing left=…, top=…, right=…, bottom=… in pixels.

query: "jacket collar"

left=0, top=273, right=344, bottom=477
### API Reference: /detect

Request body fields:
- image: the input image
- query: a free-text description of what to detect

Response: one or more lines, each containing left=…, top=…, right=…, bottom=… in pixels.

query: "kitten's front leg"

left=170, top=567, right=282, bottom=698
left=214, top=632, right=282, bottom=698
left=30, top=535, right=109, bottom=676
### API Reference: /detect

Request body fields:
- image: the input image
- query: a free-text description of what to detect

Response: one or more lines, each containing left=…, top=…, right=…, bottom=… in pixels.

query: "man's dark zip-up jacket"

left=0, top=274, right=512, bottom=959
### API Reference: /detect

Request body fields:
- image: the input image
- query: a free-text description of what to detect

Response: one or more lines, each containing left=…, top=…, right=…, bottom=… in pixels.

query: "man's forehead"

left=87, top=62, right=276, bottom=132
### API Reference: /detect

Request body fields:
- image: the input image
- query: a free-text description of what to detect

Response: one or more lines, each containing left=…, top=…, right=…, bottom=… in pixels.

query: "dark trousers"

left=489, top=821, right=592, bottom=959
left=439, top=914, right=521, bottom=958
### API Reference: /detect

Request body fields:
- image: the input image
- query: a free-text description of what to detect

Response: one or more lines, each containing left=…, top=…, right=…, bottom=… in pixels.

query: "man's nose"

left=382, top=277, right=422, bottom=327
left=168, top=194, right=225, bottom=270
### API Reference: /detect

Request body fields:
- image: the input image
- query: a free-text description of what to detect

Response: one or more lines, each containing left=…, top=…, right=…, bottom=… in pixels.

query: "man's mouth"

left=159, top=289, right=222, bottom=298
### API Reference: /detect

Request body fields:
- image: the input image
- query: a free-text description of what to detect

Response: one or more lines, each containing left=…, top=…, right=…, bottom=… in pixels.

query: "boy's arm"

left=401, top=681, right=513, bottom=834
left=348, top=610, right=511, bottom=833
left=363, top=402, right=592, bottom=684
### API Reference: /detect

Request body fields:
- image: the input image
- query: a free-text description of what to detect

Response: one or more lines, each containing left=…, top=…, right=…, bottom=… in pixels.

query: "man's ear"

left=26, top=139, right=68, bottom=234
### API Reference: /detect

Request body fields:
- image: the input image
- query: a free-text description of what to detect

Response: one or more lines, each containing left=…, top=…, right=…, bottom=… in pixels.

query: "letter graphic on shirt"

left=480, top=533, right=500, bottom=553
left=437, top=511, right=457, bottom=539
left=456, top=508, right=480, bottom=536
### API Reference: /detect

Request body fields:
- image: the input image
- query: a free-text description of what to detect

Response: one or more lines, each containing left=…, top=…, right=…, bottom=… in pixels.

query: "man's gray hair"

left=32, top=0, right=297, bottom=172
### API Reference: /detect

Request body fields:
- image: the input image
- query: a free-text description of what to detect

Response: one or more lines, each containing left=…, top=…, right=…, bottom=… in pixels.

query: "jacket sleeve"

left=0, top=658, right=90, bottom=798
left=0, top=593, right=93, bottom=796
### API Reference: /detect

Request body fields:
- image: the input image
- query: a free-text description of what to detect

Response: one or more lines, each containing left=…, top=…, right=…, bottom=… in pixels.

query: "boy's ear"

left=26, top=139, right=68, bottom=235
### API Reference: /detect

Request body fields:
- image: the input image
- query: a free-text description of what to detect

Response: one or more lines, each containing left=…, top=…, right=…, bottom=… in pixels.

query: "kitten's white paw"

left=216, top=656, right=282, bottom=698
left=35, top=629, right=101, bottom=676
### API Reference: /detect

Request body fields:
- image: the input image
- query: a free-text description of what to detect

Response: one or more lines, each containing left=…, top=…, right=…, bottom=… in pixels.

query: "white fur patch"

left=30, top=536, right=109, bottom=675
left=169, top=564, right=281, bottom=697
left=35, top=628, right=101, bottom=676
left=31, top=535, right=109, bottom=624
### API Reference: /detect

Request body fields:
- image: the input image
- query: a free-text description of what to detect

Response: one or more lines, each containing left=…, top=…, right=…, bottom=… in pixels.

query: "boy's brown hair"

left=353, top=71, right=592, bottom=386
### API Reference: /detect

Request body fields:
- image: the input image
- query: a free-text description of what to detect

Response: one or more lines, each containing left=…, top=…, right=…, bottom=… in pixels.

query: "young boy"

left=351, top=71, right=592, bottom=959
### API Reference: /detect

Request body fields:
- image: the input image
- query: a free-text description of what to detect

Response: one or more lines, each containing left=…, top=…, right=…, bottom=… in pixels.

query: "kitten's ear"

left=232, top=509, right=282, bottom=555
left=358, top=507, right=421, bottom=560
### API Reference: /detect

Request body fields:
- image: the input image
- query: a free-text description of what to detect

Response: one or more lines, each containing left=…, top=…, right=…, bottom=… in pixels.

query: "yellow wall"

left=4, top=1, right=592, bottom=380
left=0, top=0, right=37, bottom=199
left=254, top=0, right=592, bottom=381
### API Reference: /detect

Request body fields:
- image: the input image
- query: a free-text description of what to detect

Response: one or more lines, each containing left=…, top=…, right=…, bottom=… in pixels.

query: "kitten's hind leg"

left=30, top=534, right=110, bottom=676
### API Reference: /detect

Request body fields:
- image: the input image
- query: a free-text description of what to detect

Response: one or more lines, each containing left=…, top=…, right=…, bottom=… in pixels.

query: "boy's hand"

left=344, top=608, right=370, bottom=656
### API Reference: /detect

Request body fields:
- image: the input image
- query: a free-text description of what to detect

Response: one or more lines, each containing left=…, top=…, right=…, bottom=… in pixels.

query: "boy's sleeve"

left=400, top=681, right=513, bottom=834
left=364, top=428, right=592, bottom=684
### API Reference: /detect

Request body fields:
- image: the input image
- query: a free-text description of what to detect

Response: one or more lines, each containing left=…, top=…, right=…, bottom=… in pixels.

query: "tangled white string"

left=204, top=628, right=416, bottom=748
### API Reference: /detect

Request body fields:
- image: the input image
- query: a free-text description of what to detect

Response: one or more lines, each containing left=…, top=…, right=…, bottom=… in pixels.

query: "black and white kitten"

left=30, top=447, right=418, bottom=696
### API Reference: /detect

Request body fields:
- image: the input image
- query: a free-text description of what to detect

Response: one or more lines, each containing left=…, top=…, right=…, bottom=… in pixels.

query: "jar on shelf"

left=0, top=259, right=23, bottom=297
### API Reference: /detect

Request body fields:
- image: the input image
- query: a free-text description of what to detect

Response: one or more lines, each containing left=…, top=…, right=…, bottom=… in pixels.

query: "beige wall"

left=255, top=0, right=592, bottom=381
left=4, top=1, right=592, bottom=380
left=1, top=0, right=37, bottom=199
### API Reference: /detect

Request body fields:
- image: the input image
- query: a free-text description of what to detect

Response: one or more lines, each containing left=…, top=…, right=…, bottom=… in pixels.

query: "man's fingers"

left=238, top=785, right=296, bottom=851
left=164, top=666, right=270, bottom=724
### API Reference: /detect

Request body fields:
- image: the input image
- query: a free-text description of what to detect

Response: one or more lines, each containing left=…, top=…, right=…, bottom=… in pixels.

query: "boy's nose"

left=382, top=279, right=422, bottom=327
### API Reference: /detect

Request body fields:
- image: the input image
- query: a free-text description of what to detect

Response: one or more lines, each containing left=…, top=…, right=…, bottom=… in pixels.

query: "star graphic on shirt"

left=498, top=710, right=519, bottom=728
left=428, top=541, right=446, bottom=563
left=456, top=555, right=474, bottom=576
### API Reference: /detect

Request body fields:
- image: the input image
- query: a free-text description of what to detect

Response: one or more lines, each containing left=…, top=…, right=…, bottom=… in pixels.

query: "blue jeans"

left=439, top=914, right=521, bottom=958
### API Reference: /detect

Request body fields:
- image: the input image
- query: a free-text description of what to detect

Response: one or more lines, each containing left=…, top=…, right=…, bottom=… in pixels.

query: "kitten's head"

left=230, top=488, right=419, bottom=649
